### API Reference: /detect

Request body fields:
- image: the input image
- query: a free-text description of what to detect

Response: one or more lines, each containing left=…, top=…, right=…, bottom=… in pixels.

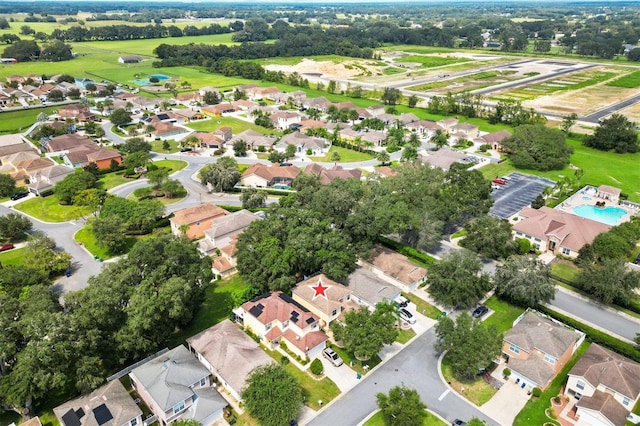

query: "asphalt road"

left=306, top=329, right=499, bottom=426
left=580, top=92, right=640, bottom=123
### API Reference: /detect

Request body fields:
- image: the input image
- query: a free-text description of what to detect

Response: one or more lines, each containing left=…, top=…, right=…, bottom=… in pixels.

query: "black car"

left=452, top=420, right=466, bottom=426
left=472, top=305, right=489, bottom=318
left=634, top=254, right=640, bottom=265
left=10, top=191, right=28, bottom=201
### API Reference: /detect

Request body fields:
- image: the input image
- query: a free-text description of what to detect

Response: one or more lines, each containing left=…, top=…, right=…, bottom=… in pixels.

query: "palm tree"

left=376, top=151, right=390, bottom=165
left=430, top=129, right=449, bottom=150
left=102, top=98, right=114, bottom=114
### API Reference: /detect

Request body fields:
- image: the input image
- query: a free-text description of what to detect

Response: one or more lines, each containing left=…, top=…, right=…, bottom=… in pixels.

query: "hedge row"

left=538, top=306, right=640, bottom=363
left=378, top=236, right=436, bottom=267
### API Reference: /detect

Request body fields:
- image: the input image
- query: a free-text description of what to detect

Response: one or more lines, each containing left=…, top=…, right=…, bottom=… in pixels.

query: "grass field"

left=0, top=246, right=26, bottom=267
left=364, top=410, right=447, bottom=426
left=0, top=106, right=61, bottom=134
left=480, top=138, right=640, bottom=203
left=551, top=262, right=580, bottom=282
left=309, top=146, right=374, bottom=162
left=153, top=159, right=188, bottom=173
left=394, top=55, right=469, bottom=68
left=187, top=116, right=271, bottom=135
left=15, top=196, right=90, bottom=222
left=513, top=342, right=590, bottom=426
left=606, top=70, right=640, bottom=88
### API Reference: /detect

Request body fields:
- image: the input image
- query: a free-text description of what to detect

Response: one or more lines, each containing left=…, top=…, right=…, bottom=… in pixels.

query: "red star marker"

left=311, top=281, right=330, bottom=299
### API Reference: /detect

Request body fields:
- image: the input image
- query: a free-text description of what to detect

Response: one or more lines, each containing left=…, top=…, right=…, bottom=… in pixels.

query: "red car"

left=0, top=243, right=15, bottom=252
left=492, top=178, right=507, bottom=185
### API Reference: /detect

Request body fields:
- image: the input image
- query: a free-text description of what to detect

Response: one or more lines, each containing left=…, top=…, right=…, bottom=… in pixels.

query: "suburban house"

left=240, top=163, right=301, bottom=189
left=275, top=132, right=326, bottom=155
left=28, top=164, right=74, bottom=195
left=58, top=105, right=96, bottom=122
left=503, top=310, right=585, bottom=389
left=270, top=111, right=303, bottom=130
left=451, top=122, right=480, bottom=139
left=53, top=380, right=142, bottom=426
left=173, top=109, right=206, bottom=122
left=303, top=163, right=362, bottom=185
left=358, top=245, right=427, bottom=292
left=236, top=292, right=328, bottom=360
left=419, top=148, right=472, bottom=171
left=227, top=129, right=275, bottom=151
left=198, top=210, right=263, bottom=278
left=565, top=343, right=640, bottom=426
left=169, top=203, right=229, bottom=240
left=44, top=133, right=95, bottom=154
left=186, top=319, right=273, bottom=402
left=0, top=134, right=37, bottom=157
left=0, top=151, right=55, bottom=183
left=129, top=345, right=227, bottom=426
left=63, top=144, right=123, bottom=170
left=436, top=117, right=459, bottom=131
left=475, top=129, right=512, bottom=151
left=512, top=207, right=611, bottom=259
left=292, top=273, right=356, bottom=327
left=183, top=131, right=225, bottom=150
left=151, top=122, right=187, bottom=139
left=347, top=267, right=402, bottom=310
left=201, top=103, right=236, bottom=116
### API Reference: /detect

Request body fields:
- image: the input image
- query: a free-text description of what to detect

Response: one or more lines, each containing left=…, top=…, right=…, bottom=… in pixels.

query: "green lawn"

left=168, top=275, right=251, bottom=347
left=441, top=356, right=496, bottom=406
left=15, top=196, right=90, bottom=223
left=396, top=327, right=417, bottom=344
left=153, top=159, right=188, bottom=173
left=394, top=55, right=469, bottom=68
left=513, top=342, right=590, bottom=426
left=97, top=172, right=135, bottom=191
left=151, top=139, right=181, bottom=153
left=551, top=262, right=580, bottom=282
left=282, top=362, right=341, bottom=410
left=187, top=116, right=272, bottom=135
left=0, top=246, right=26, bottom=267
left=74, top=225, right=141, bottom=260
left=404, top=292, right=442, bottom=320
left=606, top=70, right=640, bottom=88
left=309, top=146, right=374, bottom=162
left=364, top=410, right=447, bottom=426
left=480, top=138, right=640, bottom=202
left=329, top=343, right=382, bottom=376
left=0, top=106, right=60, bottom=134
left=482, top=296, right=525, bottom=334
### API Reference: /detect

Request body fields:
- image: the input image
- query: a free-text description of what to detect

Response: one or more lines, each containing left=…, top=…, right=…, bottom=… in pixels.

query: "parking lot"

left=489, top=173, right=556, bottom=219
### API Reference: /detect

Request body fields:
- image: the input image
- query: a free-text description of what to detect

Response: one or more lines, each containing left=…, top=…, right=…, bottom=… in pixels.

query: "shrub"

left=39, top=189, right=54, bottom=197
left=503, top=368, right=511, bottom=377
left=280, top=355, right=289, bottom=365
left=532, top=387, right=542, bottom=397
left=310, top=358, right=323, bottom=375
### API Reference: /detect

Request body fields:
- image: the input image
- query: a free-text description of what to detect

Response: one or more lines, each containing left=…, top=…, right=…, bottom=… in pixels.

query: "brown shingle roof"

left=366, top=246, right=426, bottom=286
left=186, top=320, right=273, bottom=396
left=505, top=312, right=579, bottom=358
left=577, top=390, right=630, bottom=426
left=172, top=203, right=229, bottom=227
left=569, top=343, right=640, bottom=400
left=303, top=164, right=361, bottom=185
left=241, top=163, right=300, bottom=183
left=47, top=133, right=94, bottom=152
left=513, top=207, right=611, bottom=252
left=293, top=274, right=352, bottom=316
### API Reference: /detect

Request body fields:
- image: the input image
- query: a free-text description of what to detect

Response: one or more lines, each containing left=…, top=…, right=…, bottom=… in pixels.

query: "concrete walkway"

left=480, top=377, right=531, bottom=425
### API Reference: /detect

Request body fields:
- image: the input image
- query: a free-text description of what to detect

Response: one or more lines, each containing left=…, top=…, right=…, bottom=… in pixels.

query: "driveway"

left=318, top=355, right=361, bottom=393
left=480, top=377, right=531, bottom=425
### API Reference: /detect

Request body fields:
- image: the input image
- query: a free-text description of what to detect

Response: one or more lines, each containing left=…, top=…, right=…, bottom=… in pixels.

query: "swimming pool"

left=572, top=205, right=626, bottom=226
left=132, top=74, right=170, bottom=86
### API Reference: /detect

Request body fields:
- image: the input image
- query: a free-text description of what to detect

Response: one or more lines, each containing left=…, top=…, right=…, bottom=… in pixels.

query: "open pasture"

left=393, top=54, right=470, bottom=68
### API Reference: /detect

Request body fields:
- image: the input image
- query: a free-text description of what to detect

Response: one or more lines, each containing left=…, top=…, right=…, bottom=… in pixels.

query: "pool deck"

left=555, top=185, right=636, bottom=226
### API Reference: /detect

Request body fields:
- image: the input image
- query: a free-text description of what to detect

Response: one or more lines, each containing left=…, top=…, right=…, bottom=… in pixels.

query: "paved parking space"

left=480, top=377, right=531, bottom=425
left=318, top=354, right=361, bottom=392
left=489, top=172, right=556, bottom=219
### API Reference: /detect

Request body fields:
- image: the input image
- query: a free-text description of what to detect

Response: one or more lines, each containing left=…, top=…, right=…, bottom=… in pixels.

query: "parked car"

left=10, top=191, right=28, bottom=201
left=634, top=254, right=640, bottom=265
left=0, top=243, right=15, bottom=252
left=398, top=308, right=416, bottom=324
left=472, top=305, right=489, bottom=318
left=492, top=178, right=507, bottom=185
left=322, top=347, right=344, bottom=367
left=491, top=184, right=502, bottom=191
left=395, top=295, right=409, bottom=308
left=452, top=420, right=467, bottom=426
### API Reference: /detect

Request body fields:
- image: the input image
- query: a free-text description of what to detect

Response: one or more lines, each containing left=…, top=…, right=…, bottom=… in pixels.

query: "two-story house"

left=187, top=319, right=274, bottom=402
left=292, top=273, right=356, bottom=327
left=503, top=310, right=585, bottom=389
left=236, top=292, right=328, bottom=360
left=129, top=345, right=226, bottom=426
left=54, top=380, right=142, bottom=426
left=565, top=343, right=640, bottom=426
left=170, top=203, right=229, bottom=240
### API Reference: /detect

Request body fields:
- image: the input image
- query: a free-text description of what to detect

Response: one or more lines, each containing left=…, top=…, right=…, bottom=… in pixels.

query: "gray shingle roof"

left=505, top=312, right=579, bottom=358
left=129, top=345, right=209, bottom=412
left=347, top=267, right=401, bottom=306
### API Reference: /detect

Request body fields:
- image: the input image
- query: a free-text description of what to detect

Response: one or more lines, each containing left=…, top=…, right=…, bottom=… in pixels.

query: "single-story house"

left=45, top=133, right=95, bottom=154
left=303, top=163, right=362, bottom=185
left=347, top=266, right=402, bottom=310
left=118, top=55, right=142, bottom=63
left=227, top=130, right=274, bottom=151
left=186, top=319, right=274, bottom=402
left=475, top=129, right=511, bottom=151
left=358, top=245, right=427, bottom=292
left=170, top=203, right=229, bottom=240
left=240, top=163, right=300, bottom=189
left=512, top=207, right=611, bottom=259
left=53, top=380, right=142, bottom=426
left=503, top=310, right=585, bottom=389
left=418, top=148, right=470, bottom=171
left=202, top=103, right=236, bottom=116
left=275, top=132, right=326, bottom=156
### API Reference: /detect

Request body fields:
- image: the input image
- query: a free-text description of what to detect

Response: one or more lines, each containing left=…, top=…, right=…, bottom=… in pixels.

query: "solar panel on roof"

left=75, top=408, right=85, bottom=419
left=61, top=409, right=82, bottom=426
left=306, top=317, right=315, bottom=324
left=249, top=305, right=263, bottom=317
left=93, top=404, right=113, bottom=425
